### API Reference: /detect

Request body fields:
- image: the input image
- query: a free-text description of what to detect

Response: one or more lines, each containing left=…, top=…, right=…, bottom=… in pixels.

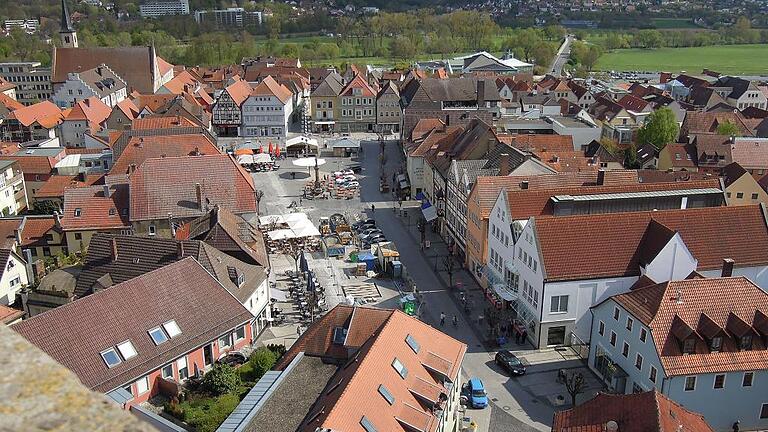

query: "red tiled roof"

left=339, top=73, right=376, bottom=98
left=224, top=78, right=253, bottom=107
left=509, top=134, right=574, bottom=153
left=111, top=134, right=219, bottom=175
left=730, top=138, right=768, bottom=169
left=60, top=183, right=130, bottom=231
left=131, top=93, right=176, bottom=113
left=0, top=93, right=23, bottom=111
left=506, top=179, right=721, bottom=220
left=9, top=101, right=63, bottom=128
left=63, top=97, right=111, bottom=131
left=552, top=391, right=714, bottom=432
left=617, top=94, right=650, bottom=112
left=410, top=118, right=445, bottom=141
left=114, top=98, right=139, bottom=120
left=160, top=70, right=198, bottom=95
left=664, top=143, right=697, bottom=168
left=250, top=76, right=292, bottom=104
left=19, top=216, right=59, bottom=247
left=0, top=304, right=23, bottom=324
left=0, top=218, right=22, bottom=249
left=611, top=277, right=768, bottom=376
left=129, top=155, right=256, bottom=221
left=130, top=115, right=198, bottom=130
left=534, top=205, right=768, bottom=282
left=12, top=257, right=253, bottom=393
left=157, top=56, right=174, bottom=76
left=35, top=174, right=104, bottom=199
left=0, top=155, right=56, bottom=175
left=534, top=150, right=598, bottom=173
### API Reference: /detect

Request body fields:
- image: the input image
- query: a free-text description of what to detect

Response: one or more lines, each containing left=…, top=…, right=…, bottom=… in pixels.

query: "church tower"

left=59, top=0, right=78, bottom=48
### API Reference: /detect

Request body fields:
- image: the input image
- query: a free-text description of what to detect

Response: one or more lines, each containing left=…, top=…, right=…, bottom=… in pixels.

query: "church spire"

left=59, top=0, right=78, bottom=48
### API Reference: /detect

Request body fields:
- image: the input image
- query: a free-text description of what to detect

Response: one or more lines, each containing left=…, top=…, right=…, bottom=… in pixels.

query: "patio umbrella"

left=299, top=250, right=308, bottom=273
left=306, top=272, right=315, bottom=292
left=234, top=148, right=252, bottom=156
left=275, top=146, right=281, bottom=157
left=259, top=144, right=264, bottom=154
left=268, top=142, right=274, bottom=154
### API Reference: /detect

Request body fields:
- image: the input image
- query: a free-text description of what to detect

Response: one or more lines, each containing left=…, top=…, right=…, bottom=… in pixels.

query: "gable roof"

left=12, top=257, right=253, bottom=393
left=35, top=174, right=104, bottom=199
left=69, top=64, right=127, bottom=99
left=681, top=111, right=753, bottom=137
left=721, top=162, right=749, bottom=187
left=534, top=205, right=768, bottom=282
left=339, top=74, right=376, bottom=98
left=0, top=93, right=24, bottom=112
left=111, top=134, right=219, bottom=175
left=552, top=391, right=714, bottom=432
left=130, top=115, right=198, bottom=130
left=611, top=277, right=768, bottom=376
left=63, top=97, right=111, bottom=128
left=311, top=72, right=343, bottom=97
left=129, top=154, right=256, bottom=221
left=730, top=138, right=768, bottom=169
left=60, top=183, right=130, bottom=231
left=250, top=76, right=293, bottom=104
left=223, top=78, right=253, bottom=107
left=9, top=101, right=63, bottom=128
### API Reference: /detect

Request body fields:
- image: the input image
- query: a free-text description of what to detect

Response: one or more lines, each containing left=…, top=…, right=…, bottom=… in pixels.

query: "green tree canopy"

left=201, top=364, right=241, bottom=396
left=637, top=108, right=680, bottom=150
left=716, top=121, right=741, bottom=136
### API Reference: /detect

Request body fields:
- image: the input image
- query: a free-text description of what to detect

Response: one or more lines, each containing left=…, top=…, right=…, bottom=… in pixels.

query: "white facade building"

left=139, top=0, right=190, bottom=17
left=240, top=77, right=293, bottom=138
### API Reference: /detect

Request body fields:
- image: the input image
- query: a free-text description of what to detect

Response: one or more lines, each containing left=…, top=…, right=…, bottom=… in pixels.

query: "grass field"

left=595, top=44, right=768, bottom=75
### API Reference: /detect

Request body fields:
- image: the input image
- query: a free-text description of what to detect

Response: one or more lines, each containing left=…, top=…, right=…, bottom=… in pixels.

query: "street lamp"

left=255, top=190, right=264, bottom=215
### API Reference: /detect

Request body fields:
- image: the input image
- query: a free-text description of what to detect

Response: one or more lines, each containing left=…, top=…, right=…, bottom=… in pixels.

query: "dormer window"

left=74, top=208, right=81, bottom=217
left=682, top=338, right=696, bottom=354
left=710, top=336, right=722, bottom=352
left=739, top=335, right=753, bottom=351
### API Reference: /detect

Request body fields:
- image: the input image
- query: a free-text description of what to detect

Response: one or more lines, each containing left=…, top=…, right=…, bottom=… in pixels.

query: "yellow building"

left=722, top=162, right=768, bottom=206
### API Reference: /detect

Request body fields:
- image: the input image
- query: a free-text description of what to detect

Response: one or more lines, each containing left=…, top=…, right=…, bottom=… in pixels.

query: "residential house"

left=310, top=72, right=343, bottom=133
left=73, top=234, right=270, bottom=333
left=569, top=82, right=596, bottom=110
left=0, top=160, right=27, bottom=214
left=129, top=154, right=257, bottom=238
left=552, top=391, right=715, bottom=432
left=1, top=101, right=63, bottom=142
left=12, top=257, right=254, bottom=406
left=60, top=182, right=131, bottom=251
left=104, top=99, right=139, bottom=131
left=484, top=178, right=724, bottom=310
left=589, top=277, right=768, bottom=431
left=721, top=162, right=768, bottom=206
left=657, top=143, right=698, bottom=171
left=376, top=80, right=401, bottom=133
left=211, top=78, right=251, bottom=137
left=59, top=97, right=111, bottom=148
left=0, top=219, right=30, bottom=305
left=405, top=119, right=462, bottom=200
left=589, top=95, right=637, bottom=145
left=715, top=76, right=768, bottom=110
left=34, top=173, right=103, bottom=209
left=680, top=111, right=753, bottom=142
left=241, top=76, right=293, bottom=138
left=110, top=132, right=219, bottom=175
left=52, top=64, right=127, bottom=108
left=511, top=205, right=768, bottom=348
left=15, top=215, right=67, bottom=263
left=400, top=77, right=500, bottom=139
left=687, top=86, right=729, bottom=111
left=336, top=74, right=377, bottom=133
left=0, top=147, right=65, bottom=201
left=220, top=304, right=467, bottom=432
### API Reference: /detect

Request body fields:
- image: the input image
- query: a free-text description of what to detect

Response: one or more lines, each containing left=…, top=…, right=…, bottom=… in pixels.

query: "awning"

left=492, top=283, right=517, bottom=302
left=313, top=121, right=336, bottom=125
left=415, top=191, right=425, bottom=200
left=422, top=204, right=437, bottom=222
left=270, top=288, right=288, bottom=302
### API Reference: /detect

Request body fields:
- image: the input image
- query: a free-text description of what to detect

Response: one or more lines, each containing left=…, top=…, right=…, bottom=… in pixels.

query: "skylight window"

left=116, top=340, right=137, bottom=360
left=101, top=348, right=122, bottom=368
left=74, top=208, right=82, bottom=217
left=162, top=320, right=181, bottom=338
left=148, top=327, right=169, bottom=345
left=392, top=358, right=408, bottom=379
left=405, top=334, right=420, bottom=354
left=378, top=384, right=395, bottom=405
left=360, top=416, right=378, bottom=432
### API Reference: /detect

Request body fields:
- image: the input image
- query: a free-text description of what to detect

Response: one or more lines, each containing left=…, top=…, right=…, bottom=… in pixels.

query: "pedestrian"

left=732, top=421, right=740, bottom=432
left=299, top=197, right=303, bottom=206
left=452, top=315, right=458, bottom=327
left=515, top=330, right=520, bottom=345
left=440, top=312, right=445, bottom=326
left=296, top=325, right=302, bottom=337
left=521, top=329, right=528, bottom=344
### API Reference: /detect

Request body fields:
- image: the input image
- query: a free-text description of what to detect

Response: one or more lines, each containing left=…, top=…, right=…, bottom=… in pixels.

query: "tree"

left=605, top=33, right=629, bottom=50
left=531, top=42, right=556, bottom=67
left=637, top=108, right=680, bottom=150
left=543, top=25, right=566, bottom=41
left=249, top=347, right=277, bottom=379
left=389, top=36, right=417, bottom=61
left=201, top=364, right=241, bottom=396
left=634, top=29, right=663, bottom=49
left=716, top=121, right=740, bottom=136
left=563, top=371, right=586, bottom=407
left=582, top=46, right=602, bottom=71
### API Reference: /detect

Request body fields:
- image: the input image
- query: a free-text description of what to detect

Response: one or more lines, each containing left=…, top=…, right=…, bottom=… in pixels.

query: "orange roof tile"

left=0, top=304, right=23, bottom=324
left=19, top=216, right=59, bottom=248
left=35, top=174, right=105, bottom=199
left=10, top=101, right=63, bottom=128
left=225, top=78, right=254, bottom=107
left=0, top=93, right=23, bottom=111
left=111, top=134, right=220, bottom=175
left=131, top=115, right=197, bottom=130
left=60, top=183, right=130, bottom=231
left=63, top=97, right=111, bottom=130
left=611, top=277, right=768, bottom=376
left=250, top=76, right=292, bottom=104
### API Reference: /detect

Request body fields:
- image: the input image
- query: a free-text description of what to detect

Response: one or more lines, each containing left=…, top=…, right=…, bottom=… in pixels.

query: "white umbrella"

left=292, top=157, right=327, bottom=167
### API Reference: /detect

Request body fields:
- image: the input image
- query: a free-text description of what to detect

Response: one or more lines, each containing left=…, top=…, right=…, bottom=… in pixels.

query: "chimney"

left=195, top=183, right=203, bottom=211
left=597, top=168, right=606, bottom=186
left=730, top=134, right=736, bottom=144
left=445, top=114, right=450, bottom=126
left=177, top=241, right=185, bottom=258
left=14, top=229, right=21, bottom=245
left=129, top=163, right=137, bottom=174
left=721, top=258, right=734, bottom=277
left=551, top=155, right=559, bottom=163
left=499, top=153, right=511, bottom=176
left=103, top=184, right=110, bottom=198
left=53, top=211, right=61, bottom=227
left=77, top=171, right=86, bottom=182
left=193, top=147, right=200, bottom=156
left=111, top=238, right=118, bottom=261
left=520, top=180, right=529, bottom=190
left=477, top=79, right=485, bottom=106
left=97, top=65, right=103, bottom=76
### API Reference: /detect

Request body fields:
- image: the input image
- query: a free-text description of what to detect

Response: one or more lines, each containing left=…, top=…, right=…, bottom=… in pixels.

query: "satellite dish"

left=606, top=420, right=619, bottom=432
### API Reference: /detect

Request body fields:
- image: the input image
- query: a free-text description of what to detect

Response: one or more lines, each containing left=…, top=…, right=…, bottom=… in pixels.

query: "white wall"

left=699, top=265, right=768, bottom=290
left=642, top=234, right=697, bottom=283
left=53, top=78, right=96, bottom=108
left=406, top=155, right=424, bottom=199
left=60, top=120, right=88, bottom=148
left=241, top=95, right=292, bottom=137
left=0, top=253, right=28, bottom=305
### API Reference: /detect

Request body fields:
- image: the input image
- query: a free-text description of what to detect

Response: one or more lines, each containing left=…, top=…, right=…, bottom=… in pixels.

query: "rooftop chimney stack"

left=103, top=184, right=110, bottom=198
left=597, top=168, right=606, bottom=186
left=128, top=163, right=136, bottom=174
left=520, top=180, right=529, bottom=190
left=499, top=153, right=511, bottom=176
left=721, top=258, right=735, bottom=277
left=177, top=241, right=185, bottom=258
left=195, top=183, right=203, bottom=211
left=111, top=238, right=118, bottom=261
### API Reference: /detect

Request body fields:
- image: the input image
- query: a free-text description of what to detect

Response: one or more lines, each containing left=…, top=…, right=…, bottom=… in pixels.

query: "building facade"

left=139, top=0, right=190, bottom=17
left=0, top=62, right=52, bottom=105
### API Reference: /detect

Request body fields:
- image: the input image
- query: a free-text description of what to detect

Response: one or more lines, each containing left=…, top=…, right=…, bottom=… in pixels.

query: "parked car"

left=342, top=169, right=355, bottom=176
left=343, top=174, right=356, bottom=181
left=495, top=350, right=526, bottom=375
left=344, top=181, right=360, bottom=189
left=349, top=164, right=362, bottom=173
left=217, top=351, right=247, bottom=367
left=464, top=378, right=488, bottom=409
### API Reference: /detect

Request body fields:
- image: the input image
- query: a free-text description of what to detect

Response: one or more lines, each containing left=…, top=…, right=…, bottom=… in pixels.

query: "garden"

left=164, top=344, right=286, bottom=432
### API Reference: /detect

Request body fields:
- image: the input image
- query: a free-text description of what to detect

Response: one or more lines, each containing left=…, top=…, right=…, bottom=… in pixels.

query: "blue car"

left=466, top=378, right=488, bottom=409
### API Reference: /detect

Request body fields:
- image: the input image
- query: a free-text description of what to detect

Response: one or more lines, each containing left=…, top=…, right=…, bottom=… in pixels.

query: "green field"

left=595, top=44, right=768, bottom=75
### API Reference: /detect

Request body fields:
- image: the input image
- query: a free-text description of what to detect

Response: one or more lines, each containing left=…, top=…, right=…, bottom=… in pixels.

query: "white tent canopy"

left=285, top=136, right=319, bottom=149
left=292, top=157, right=326, bottom=167
left=262, top=212, right=321, bottom=239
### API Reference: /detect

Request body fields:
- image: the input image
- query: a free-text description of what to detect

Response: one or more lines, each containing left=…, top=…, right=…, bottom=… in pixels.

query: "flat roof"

left=552, top=188, right=724, bottom=203
left=0, top=159, right=16, bottom=171
left=14, top=147, right=63, bottom=157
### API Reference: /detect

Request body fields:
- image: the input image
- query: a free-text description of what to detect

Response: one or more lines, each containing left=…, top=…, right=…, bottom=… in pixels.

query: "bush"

left=164, top=397, right=184, bottom=420
left=266, top=343, right=286, bottom=359
left=180, top=393, right=240, bottom=432
left=201, top=364, right=242, bottom=396
left=249, top=347, right=277, bottom=380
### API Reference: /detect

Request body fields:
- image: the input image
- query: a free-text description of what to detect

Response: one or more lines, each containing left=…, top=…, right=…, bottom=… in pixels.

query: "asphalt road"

left=550, top=35, right=574, bottom=77
left=254, top=139, right=550, bottom=431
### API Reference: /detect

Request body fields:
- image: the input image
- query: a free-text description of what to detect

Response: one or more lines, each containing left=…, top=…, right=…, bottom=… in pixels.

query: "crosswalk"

left=342, top=283, right=382, bottom=301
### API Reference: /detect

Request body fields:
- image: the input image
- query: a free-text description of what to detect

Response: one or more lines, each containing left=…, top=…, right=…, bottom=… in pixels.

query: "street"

left=252, top=137, right=578, bottom=431
left=550, top=35, right=574, bottom=76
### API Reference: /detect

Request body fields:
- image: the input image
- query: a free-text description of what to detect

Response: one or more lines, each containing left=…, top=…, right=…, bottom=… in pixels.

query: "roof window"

left=405, top=334, right=420, bottom=354
left=162, top=320, right=181, bottom=338
left=378, top=384, right=395, bottom=405
left=148, top=326, right=169, bottom=345
left=360, top=416, right=378, bottom=432
left=74, top=208, right=81, bottom=217
left=392, top=358, right=408, bottom=379
left=116, top=340, right=137, bottom=360
left=101, top=348, right=122, bottom=368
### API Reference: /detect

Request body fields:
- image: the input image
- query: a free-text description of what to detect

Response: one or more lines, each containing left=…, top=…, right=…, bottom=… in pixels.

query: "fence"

left=569, top=331, right=590, bottom=360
